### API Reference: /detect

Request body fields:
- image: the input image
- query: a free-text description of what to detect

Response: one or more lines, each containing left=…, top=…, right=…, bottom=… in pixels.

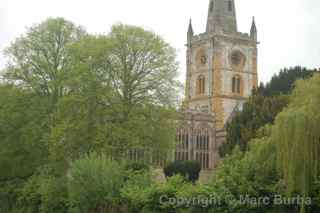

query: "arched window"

left=228, top=0, right=233, bottom=12
left=195, top=129, right=210, bottom=170
left=232, top=75, right=241, bottom=94
left=175, top=128, right=189, bottom=161
left=237, top=77, right=241, bottom=93
left=232, top=76, right=236, bottom=93
left=196, top=75, right=205, bottom=95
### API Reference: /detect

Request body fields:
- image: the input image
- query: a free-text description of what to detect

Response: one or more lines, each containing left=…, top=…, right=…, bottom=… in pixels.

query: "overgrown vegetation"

left=164, top=160, right=201, bottom=183
left=0, top=18, right=180, bottom=213
left=220, top=66, right=318, bottom=156
left=1, top=17, right=320, bottom=213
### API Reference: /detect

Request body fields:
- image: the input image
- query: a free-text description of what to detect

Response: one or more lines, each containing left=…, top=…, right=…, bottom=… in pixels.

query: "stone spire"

left=206, top=0, right=238, bottom=34
left=187, top=19, right=194, bottom=46
left=250, top=16, right=257, bottom=41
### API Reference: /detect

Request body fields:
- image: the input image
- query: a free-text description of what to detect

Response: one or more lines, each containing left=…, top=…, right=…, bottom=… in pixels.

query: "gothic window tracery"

left=175, top=126, right=211, bottom=170
left=175, top=128, right=190, bottom=161
left=195, top=128, right=210, bottom=169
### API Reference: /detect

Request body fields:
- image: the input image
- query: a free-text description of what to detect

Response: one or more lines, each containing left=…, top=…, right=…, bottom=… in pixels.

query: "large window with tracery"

left=195, top=128, right=210, bottom=170
left=175, top=128, right=189, bottom=161
left=175, top=127, right=211, bottom=170
left=128, top=149, right=167, bottom=167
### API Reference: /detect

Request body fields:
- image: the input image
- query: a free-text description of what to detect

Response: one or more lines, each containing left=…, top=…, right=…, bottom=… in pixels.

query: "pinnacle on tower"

left=187, top=19, right=194, bottom=46
left=206, top=0, right=238, bottom=34
left=250, top=16, right=257, bottom=41
left=188, top=19, right=194, bottom=36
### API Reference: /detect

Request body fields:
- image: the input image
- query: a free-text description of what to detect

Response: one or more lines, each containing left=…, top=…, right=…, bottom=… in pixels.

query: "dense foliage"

left=0, top=18, right=180, bottom=213
left=271, top=74, right=320, bottom=213
left=68, top=153, right=125, bottom=212
left=1, top=17, right=320, bottom=213
left=260, top=66, right=317, bottom=97
left=163, top=161, right=201, bottom=183
left=221, top=66, right=318, bottom=156
left=121, top=73, right=320, bottom=213
left=220, top=92, right=288, bottom=156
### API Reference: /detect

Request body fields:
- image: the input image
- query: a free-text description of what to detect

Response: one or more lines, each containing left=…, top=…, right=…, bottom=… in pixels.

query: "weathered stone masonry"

left=176, top=0, right=259, bottom=175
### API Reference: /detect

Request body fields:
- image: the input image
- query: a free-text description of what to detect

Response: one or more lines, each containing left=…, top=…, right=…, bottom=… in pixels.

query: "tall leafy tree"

left=0, top=19, right=181, bottom=211
left=272, top=73, right=320, bottom=213
left=48, top=24, right=180, bottom=164
left=0, top=85, right=49, bottom=180
left=106, top=24, right=180, bottom=110
left=3, top=17, right=86, bottom=108
left=0, top=85, right=50, bottom=212
left=102, top=24, right=180, bottom=158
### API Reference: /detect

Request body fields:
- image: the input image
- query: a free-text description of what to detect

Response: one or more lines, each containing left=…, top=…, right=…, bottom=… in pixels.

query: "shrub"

left=17, top=168, right=68, bottom=213
left=0, top=179, right=24, bottom=213
left=121, top=171, right=152, bottom=213
left=67, top=152, right=125, bottom=213
left=163, top=161, right=201, bottom=183
left=144, top=175, right=192, bottom=212
left=125, top=161, right=150, bottom=173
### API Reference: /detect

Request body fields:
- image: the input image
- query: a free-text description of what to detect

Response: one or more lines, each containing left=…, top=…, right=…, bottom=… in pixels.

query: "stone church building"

left=175, top=0, right=258, bottom=175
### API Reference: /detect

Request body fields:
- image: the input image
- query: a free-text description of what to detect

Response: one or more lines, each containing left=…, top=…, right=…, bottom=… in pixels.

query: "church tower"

left=185, top=0, right=258, bottom=129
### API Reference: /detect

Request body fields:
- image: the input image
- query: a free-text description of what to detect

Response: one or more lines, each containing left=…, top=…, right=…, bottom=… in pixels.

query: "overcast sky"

left=1, top=0, right=319, bottom=83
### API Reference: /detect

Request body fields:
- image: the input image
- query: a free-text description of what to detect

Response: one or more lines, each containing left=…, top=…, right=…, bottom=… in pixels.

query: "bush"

left=121, top=171, right=152, bottom=213
left=143, top=175, right=194, bottom=213
left=125, top=161, right=150, bottom=173
left=0, top=179, right=24, bottom=213
left=17, top=168, right=68, bottom=213
left=163, top=161, right=201, bottom=183
left=67, top=153, right=125, bottom=213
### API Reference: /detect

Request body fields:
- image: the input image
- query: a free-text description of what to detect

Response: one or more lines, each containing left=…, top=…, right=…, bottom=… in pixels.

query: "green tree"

left=261, top=66, right=317, bottom=97
left=17, top=167, right=68, bottom=213
left=0, top=85, right=49, bottom=180
left=106, top=24, right=180, bottom=111
left=272, top=73, right=320, bottom=213
left=68, top=153, right=125, bottom=213
left=221, top=67, right=318, bottom=157
left=0, top=85, right=50, bottom=212
left=164, top=161, right=201, bottom=183
left=0, top=19, right=181, bottom=212
left=4, top=17, right=86, bottom=109
left=220, top=92, right=288, bottom=156
left=49, top=25, right=180, bottom=163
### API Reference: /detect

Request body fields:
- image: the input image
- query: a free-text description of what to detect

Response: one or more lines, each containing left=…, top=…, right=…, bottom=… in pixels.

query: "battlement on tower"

left=189, top=32, right=255, bottom=46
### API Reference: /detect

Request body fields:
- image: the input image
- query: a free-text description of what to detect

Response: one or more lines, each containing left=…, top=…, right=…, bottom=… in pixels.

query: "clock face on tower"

left=230, top=50, right=246, bottom=69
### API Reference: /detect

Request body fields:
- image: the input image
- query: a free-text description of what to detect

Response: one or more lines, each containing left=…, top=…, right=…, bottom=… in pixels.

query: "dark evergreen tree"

left=220, top=67, right=318, bottom=157
left=261, top=66, right=317, bottom=96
